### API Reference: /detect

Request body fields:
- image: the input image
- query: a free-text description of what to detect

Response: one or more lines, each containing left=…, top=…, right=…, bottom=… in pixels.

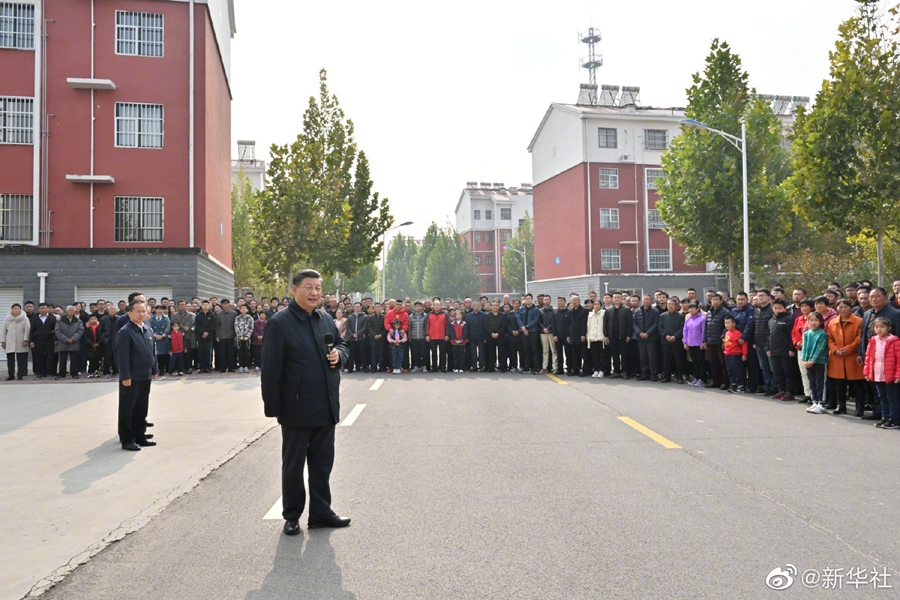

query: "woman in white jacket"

left=586, top=301, right=606, bottom=378
left=2, top=303, right=30, bottom=380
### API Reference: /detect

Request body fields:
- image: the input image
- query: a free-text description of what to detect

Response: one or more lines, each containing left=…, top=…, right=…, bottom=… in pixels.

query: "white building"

left=231, top=140, right=266, bottom=191
left=455, top=182, right=533, bottom=293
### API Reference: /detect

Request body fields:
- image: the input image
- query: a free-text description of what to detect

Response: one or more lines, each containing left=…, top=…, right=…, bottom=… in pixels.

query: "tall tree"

left=231, top=170, right=259, bottom=293
left=342, top=263, right=378, bottom=296
left=412, top=223, right=441, bottom=297
left=319, top=151, right=393, bottom=278
left=254, top=70, right=391, bottom=283
left=787, top=1, right=900, bottom=286
left=384, top=234, right=419, bottom=300
left=657, top=39, right=792, bottom=295
left=422, top=226, right=481, bottom=299
left=501, top=212, right=534, bottom=293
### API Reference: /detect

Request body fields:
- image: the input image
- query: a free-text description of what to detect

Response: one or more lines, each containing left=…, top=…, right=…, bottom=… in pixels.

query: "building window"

left=500, top=231, right=510, bottom=243
left=486, top=254, right=493, bottom=266
left=116, top=10, right=164, bottom=57
left=485, top=209, right=492, bottom=220
left=601, top=249, right=621, bottom=270
left=114, top=196, right=163, bottom=242
left=485, top=231, right=493, bottom=243
left=645, top=129, right=668, bottom=150
left=518, top=219, right=524, bottom=229
left=115, top=103, right=163, bottom=148
left=647, top=209, right=665, bottom=230
left=646, top=168, right=664, bottom=190
left=598, top=127, right=617, bottom=148
left=473, top=209, right=481, bottom=220
left=486, top=277, right=495, bottom=290
left=474, top=255, right=481, bottom=266
left=649, top=248, right=671, bottom=270
left=599, top=168, right=618, bottom=189
left=599, top=208, right=619, bottom=229
left=0, top=3, right=34, bottom=49
left=474, top=232, right=481, bottom=243
left=0, top=194, right=33, bottom=241
left=500, top=207, right=511, bottom=220
left=0, top=96, right=33, bottom=144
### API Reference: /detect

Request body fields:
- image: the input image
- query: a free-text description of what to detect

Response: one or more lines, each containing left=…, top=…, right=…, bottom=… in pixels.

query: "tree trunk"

left=877, top=229, right=885, bottom=288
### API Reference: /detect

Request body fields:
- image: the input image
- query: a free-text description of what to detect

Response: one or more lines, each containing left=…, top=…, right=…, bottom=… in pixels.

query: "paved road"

left=34, top=372, right=900, bottom=599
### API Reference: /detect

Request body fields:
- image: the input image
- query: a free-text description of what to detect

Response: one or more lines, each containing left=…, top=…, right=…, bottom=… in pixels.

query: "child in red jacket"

left=864, top=317, right=900, bottom=428
left=449, top=310, right=469, bottom=374
left=169, top=321, right=185, bottom=376
left=723, top=315, right=749, bottom=393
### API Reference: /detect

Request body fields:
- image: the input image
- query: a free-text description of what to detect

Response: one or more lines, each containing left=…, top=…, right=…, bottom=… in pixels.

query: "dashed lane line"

left=340, top=403, right=367, bottom=427
left=369, top=379, right=385, bottom=391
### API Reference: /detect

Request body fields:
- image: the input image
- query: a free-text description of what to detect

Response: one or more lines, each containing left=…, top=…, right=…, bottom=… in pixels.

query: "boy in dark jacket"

left=768, top=299, right=797, bottom=401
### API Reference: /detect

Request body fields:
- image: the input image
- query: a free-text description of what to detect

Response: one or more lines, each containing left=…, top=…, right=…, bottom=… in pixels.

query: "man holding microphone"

left=261, top=269, right=351, bottom=536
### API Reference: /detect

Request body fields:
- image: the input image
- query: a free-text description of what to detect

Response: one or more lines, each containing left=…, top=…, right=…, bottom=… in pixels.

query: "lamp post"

left=503, top=246, right=528, bottom=296
left=381, top=220, right=413, bottom=302
left=680, top=118, right=749, bottom=295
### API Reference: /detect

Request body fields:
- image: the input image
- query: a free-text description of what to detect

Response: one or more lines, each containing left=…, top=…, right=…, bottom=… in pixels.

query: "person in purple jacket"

left=683, top=301, right=707, bottom=386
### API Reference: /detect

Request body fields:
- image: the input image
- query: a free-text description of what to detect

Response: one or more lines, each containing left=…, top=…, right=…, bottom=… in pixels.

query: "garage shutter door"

left=74, top=286, right=173, bottom=305
left=0, top=287, right=25, bottom=316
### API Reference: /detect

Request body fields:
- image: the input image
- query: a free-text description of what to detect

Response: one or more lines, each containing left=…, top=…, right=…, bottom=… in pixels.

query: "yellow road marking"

left=546, top=373, right=567, bottom=385
left=617, top=416, right=681, bottom=449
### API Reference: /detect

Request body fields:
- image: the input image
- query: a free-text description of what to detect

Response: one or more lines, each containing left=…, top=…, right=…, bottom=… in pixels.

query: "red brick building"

left=0, top=0, right=235, bottom=310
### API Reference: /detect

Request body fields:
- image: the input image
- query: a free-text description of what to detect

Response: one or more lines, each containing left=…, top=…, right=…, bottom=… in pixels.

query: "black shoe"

left=875, top=419, right=887, bottom=428
left=145, top=433, right=154, bottom=439
left=824, top=403, right=837, bottom=410
left=753, top=389, right=766, bottom=396
left=832, top=408, right=846, bottom=415
left=5, top=376, right=13, bottom=381
left=185, top=369, right=193, bottom=374
left=883, top=421, right=899, bottom=429
left=146, top=421, right=154, bottom=427
left=704, top=382, right=717, bottom=388
left=861, top=414, right=882, bottom=421
left=308, top=515, right=351, bottom=529
left=17, top=375, right=23, bottom=380
left=676, top=379, right=686, bottom=384
left=122, top=442, right=141, bottom=451
left=283, top=519, right=301, bottom=536
left=579, top=372, right=590, bottom=377
left=609, top=373, right=622, bottom=379
left=637, top=376, right=649, bottom=381
left=136, top=439, right=157, bottom=447
left=622, top=375, right=630, bottom=380
left=719, top=384, right=730, bottom=391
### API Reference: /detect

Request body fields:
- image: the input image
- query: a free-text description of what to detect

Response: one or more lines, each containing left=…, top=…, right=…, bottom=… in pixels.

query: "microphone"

left=323, top=333, right=336, bottom=369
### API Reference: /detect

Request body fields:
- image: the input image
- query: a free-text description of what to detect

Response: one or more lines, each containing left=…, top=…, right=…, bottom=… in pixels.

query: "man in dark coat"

left=567, top=294, right=588, bottom=376
left=632, top=295, right=660, bottom=381
left=261, top=269, right=351, bottom=536
left=115, top=299, right=158, bottom=451
left=194, top=300, right=217, bottom=373
left=603, top=292, right=633, bottom=379
left=551, top=297, right=570, bottom=375
left=29, top=303, right=57, bottom=379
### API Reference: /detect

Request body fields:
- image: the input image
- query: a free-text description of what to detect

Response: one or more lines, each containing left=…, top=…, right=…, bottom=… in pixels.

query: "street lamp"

left=680, top=118, right=749, bottom=295
left=381, top=220, right=413, bottom=302
left=503, top=246, right=528, bottom=295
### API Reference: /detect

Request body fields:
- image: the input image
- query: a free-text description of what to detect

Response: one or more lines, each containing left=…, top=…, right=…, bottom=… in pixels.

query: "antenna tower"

left=580, top=27, right=602, bottom=86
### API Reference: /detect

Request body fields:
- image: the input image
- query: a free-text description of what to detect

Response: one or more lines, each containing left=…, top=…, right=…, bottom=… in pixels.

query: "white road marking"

left=369, top=379, right=385, bottom=391
left=340, top=403, right=367, bottom=427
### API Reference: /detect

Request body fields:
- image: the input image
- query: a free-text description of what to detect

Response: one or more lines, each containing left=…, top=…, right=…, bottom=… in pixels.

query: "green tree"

left=501, top=212, right=534, bottom=293
left=384, top=234, right=419, bottom=300
left=657, top=39, right=792, bottom=295
left=422, top=226, right=481, bottom=299
left=412, top=223, right=441, bottom=297
left=342, top=263, right=378, bottom=296
left=786, top=1, right=900, bottom=286
left=253, top=69, right=368, bottom=284
left=231, top=170, right=258, bottom=293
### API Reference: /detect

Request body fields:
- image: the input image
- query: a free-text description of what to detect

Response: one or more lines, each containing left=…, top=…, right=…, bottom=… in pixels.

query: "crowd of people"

left=5, top=280, right=900, bottom=430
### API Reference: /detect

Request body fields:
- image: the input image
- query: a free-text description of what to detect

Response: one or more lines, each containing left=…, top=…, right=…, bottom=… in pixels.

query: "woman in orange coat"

left=827, top=299, right=864, bottom=415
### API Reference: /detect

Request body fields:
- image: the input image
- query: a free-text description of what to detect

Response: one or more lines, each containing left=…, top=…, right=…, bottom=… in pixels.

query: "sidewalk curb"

left=24, top=418, right=279, bottom=598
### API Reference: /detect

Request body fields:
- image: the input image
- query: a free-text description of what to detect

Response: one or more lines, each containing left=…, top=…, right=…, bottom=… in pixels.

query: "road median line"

left=545, top=373, right=568, bottom=385
left=617, top=416, right=681, bottom=449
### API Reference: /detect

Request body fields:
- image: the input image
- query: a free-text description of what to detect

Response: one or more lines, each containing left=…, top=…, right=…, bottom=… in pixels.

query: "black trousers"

left=637, top=339, right=659, bottom=377
left=169, top=352, right=185, bottom=374
left=521, top=333, right=541, bottom=372
left=104, top=343, right=118, bottom=375
left=507, top=342, right=520, bottom=371
left=281, top=423, right=336, bottom=522
left=607, top=337, right=625, bottom=375
left=411, top=339, right=428, bottom=369
left=830, top=377, right=863, bottom=414
left=569, top=343, right=584, bottom=374
left=429, top=339, right=446, bottom=371
left=118, top=379, right=151, bottom=445
left=590, top=343, right=604, bottom=374
left=237, top=339, right=252, bottom=368
left=58, top=351, right=79, bottom=377
left=7, top=352, right=27, bottom=378
left=218, top=338, right=235, bottom=372
left=198, top=338, right=213, bottom=370
left=625, top=339, right=639, bottom=376
left=252, top=344, right=262, bottom=368
left=706, top=344, right=728, bottom=386
left=470, top=340, right=485, bottom=369
left=157, top=354, right=169, bottom=374
left=688, top=346, right=705, bottom=380
left=555, top=340, right=568, bottom=374
left=661, top=343, right=685, bottom=380
left=771, top=354, right=796, bottom=393
left=485, top=338, right=500, bottom=371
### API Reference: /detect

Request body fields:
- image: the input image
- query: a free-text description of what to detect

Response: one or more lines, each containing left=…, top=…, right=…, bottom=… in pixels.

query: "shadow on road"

left=59, top=437, right=136, bottom=494
left=245, top=530, right=355, bottom=599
